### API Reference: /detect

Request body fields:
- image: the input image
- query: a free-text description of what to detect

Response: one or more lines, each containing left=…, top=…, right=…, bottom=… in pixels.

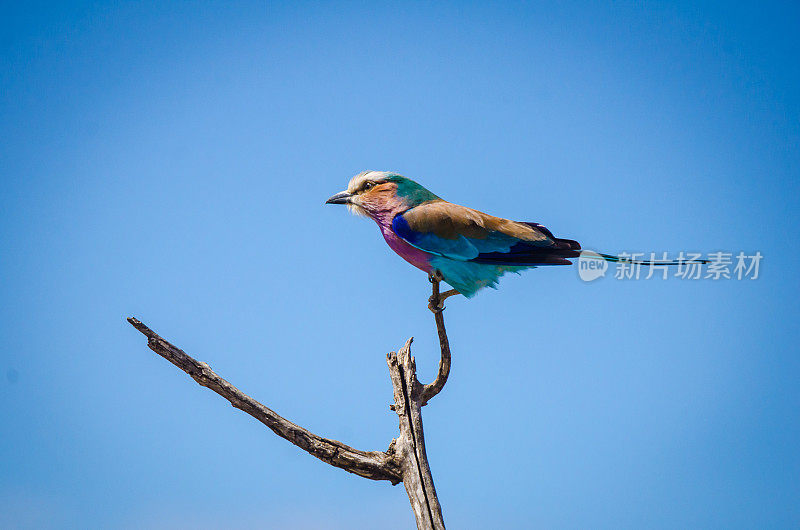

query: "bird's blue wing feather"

left=392, top=214, right=521, bottom=261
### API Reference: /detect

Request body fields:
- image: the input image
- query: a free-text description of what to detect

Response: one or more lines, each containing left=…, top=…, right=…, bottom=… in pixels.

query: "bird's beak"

left=325, top=190, right=352, bottom=205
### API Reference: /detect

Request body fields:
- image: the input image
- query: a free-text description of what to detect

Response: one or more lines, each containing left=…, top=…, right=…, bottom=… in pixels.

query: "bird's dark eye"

left=363, top=181, right=375, bottom=191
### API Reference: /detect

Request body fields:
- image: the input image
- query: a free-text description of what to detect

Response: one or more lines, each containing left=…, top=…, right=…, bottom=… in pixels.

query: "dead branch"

left=126, top=317, right=402, bottom=484
left=388, top=339, right=446, bottom=529
left=127, top=277, right=453, bottom=529
left=420, top=276, right=452, bottom=405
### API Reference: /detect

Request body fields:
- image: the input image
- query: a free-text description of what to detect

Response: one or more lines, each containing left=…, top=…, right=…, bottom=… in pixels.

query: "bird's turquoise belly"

left=431, top=256, right=531, bottom=297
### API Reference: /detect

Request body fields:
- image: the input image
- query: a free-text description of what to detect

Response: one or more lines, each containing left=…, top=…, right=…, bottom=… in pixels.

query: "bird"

left=326, top=170, right=698, bottom=308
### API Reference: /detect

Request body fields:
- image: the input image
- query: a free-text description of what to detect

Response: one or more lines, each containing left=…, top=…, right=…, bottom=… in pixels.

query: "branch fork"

left=128, top=276, right=453, bottom=530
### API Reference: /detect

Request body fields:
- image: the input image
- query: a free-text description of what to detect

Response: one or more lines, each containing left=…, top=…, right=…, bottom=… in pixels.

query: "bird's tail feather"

left=588, top=252, right=710, bottom=266
left=482, top=222, right=708, bottom=267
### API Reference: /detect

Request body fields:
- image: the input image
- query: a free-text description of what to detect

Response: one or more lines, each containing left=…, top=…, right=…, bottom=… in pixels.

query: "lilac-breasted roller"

left=326, top=171, right=692, bottom=306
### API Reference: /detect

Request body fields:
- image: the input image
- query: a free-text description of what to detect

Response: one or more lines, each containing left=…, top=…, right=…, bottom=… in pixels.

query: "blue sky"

left=1, top=1, right=798, bottom=528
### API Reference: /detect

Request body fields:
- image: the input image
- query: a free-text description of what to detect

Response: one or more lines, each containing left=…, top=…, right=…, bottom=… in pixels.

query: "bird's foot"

left=428, top=295, right=444, bottom=313
left=428, top=270, right=444, bottom=283
left=428, top=289, right=459, bottom=313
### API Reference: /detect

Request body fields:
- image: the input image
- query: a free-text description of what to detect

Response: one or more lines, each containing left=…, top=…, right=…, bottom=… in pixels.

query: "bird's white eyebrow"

left=348, top=170, right=386, bottom=193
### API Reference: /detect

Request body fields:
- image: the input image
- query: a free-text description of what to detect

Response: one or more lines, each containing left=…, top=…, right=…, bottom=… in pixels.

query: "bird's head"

left=326, top=171, right=440, bottom=219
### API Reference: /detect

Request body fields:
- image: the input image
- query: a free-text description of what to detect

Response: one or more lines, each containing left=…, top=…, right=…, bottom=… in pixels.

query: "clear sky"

left=1, top=1, right=798, bottom=528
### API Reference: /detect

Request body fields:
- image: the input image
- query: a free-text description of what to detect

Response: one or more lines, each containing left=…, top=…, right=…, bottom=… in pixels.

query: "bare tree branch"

left=128, top=295, right=454, bottom=530
left=388, top=339, right=446, bottom=530
left=420, top=276, right=452, bottom=405
left=127, top=317, right=402, bottom=484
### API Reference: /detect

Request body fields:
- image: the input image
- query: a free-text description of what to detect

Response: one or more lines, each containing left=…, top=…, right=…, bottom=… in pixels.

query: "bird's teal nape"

left=384, top=173, right=441, bottom=206
left=326, top=170, right=702, bottom=304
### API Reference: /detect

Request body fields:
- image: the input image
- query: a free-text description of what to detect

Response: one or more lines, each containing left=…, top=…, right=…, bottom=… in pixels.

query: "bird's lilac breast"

left=379, top=222, right=432, bottom=273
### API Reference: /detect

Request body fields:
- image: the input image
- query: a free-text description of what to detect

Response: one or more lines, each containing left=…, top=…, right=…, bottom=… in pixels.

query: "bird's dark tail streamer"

left=585, top=252, right=709, bottom=266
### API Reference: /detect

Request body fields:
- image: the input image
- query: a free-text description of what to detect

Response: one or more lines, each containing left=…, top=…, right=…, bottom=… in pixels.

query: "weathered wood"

left=388, top=339, right=446, bottom=530
left=420, top=275, right=452, bottom=406
left=127, top=317, right=402, bottom=483
left=127, top=276, right=453, bottom=529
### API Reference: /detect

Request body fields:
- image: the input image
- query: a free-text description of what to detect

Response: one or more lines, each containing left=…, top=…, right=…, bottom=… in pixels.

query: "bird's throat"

left=377, top=219, right=432, bottom=273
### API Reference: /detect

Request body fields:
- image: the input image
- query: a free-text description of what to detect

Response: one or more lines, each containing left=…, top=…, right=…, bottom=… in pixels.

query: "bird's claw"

left=428, top=296, right=445, bottom=313
left=428, top=270, right=446, bottom=311
left=428, top=270, right=444, bottom=283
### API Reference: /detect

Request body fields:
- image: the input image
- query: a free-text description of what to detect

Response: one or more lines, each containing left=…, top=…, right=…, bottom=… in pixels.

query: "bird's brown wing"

left=400, top=201, right=553, bottom=244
